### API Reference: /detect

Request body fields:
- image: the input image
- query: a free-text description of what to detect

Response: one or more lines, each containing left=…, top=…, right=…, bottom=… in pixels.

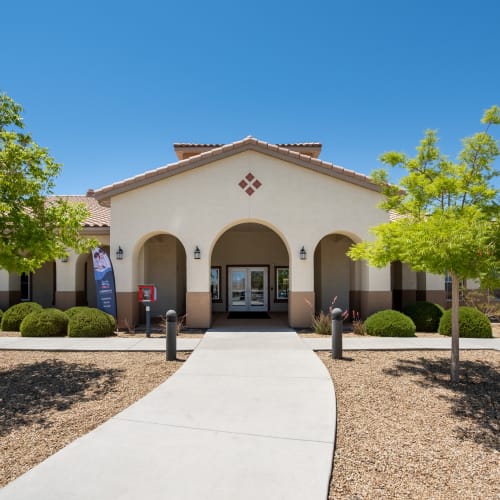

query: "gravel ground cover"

left=0, top=351, right=188, bottom=487
left=319, top=350, right=499, bottom=499
left=1, top=345, right=498, bottom=497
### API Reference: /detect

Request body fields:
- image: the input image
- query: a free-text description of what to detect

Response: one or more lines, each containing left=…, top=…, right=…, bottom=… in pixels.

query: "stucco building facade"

left=0, top=137, right=449, bottom=328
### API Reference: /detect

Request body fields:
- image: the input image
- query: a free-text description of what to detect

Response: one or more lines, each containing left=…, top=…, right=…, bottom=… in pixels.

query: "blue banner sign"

left=92, top=247, right=117, bottom=318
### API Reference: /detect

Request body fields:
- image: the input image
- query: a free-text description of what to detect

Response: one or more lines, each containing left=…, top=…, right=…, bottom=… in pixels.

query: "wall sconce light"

left=61, top=255, right=69, bottom=263
left=194, top=246, right=201, bottom=260
left=300, top=246, right=307, bottom=260
left=116, top=246, right=124, bottom=260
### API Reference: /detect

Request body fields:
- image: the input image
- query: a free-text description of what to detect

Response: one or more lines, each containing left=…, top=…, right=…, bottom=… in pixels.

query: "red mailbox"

left=138, top=285, right=157, bottom=303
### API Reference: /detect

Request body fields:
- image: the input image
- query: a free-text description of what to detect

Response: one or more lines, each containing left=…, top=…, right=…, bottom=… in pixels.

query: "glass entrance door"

left=228, top=267, right=268, bottom=311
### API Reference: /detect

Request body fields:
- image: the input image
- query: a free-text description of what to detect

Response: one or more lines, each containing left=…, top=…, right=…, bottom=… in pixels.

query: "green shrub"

left=365, top=309, right=416, bottom=337
left=65, top=306, right=94, bottom=319
left=66, top=307, right=116, bottom=333
left=20, top=308, right=69, bottom=337
left=68, top=308, right=115, bottom=337
left=1, top=302, right=43, bottom=331
left=438, top=307, right=492, bottom=338
left=403, top=301, right=443, bottom=332
left=0, top=309, right=3, bottom=325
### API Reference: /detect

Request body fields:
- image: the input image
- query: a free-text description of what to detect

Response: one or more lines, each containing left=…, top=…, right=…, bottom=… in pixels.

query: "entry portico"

left=92, top=137, right=399, bottom=328
left=0, top=136, right=451, bottom=326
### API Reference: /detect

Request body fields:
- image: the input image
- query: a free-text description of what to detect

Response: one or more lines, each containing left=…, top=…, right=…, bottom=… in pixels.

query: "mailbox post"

left=138, top=285, right=157, bottom=338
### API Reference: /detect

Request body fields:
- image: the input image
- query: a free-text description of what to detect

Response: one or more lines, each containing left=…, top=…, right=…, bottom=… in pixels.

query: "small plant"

left=176, top=314, right=187, bottom=335
left=351, top=310, right=366, bottom=335
left=312, top=310, right=332, bottom=335
left=365, top=310, right=416, bottom=337
left=20, top=308, right=68, bottom=337
left=438, top=306, right=492, bottom=338
left=1, top=302, right=43, bottom=331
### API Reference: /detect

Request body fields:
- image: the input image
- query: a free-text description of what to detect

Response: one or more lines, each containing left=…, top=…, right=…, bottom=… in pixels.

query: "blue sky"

left=2, top=0, right=499, bottom=194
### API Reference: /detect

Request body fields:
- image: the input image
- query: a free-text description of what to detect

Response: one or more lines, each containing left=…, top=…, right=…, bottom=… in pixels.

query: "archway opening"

left=211, top=223, right=289, bottom=318
left=136, top=234, right=187, bottom=322
left=314, top=234, right=362, bottom=316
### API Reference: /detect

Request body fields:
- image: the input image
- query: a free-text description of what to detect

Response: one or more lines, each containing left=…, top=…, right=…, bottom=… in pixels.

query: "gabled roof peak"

left=173, top=137, right=322, bottom=160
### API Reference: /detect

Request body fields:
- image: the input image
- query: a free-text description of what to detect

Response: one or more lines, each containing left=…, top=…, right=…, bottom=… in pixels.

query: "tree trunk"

left=450, top=273, right=460, bottom=383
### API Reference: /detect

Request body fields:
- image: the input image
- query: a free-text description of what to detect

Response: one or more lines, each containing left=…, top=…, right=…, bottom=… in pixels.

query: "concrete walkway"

left=304, top=336, right=500, bottom=351
left=0, top=335, right=201, bottom=352
left=0, top=331, right=336, bottom=500
left=0, top=334, right=498, bottom=352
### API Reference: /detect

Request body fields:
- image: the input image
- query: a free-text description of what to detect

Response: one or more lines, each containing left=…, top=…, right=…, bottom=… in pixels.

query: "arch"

left=208, top=218, right=292, bottom=260
left=313, top=232, right=367, bottom=316
left=135, top=232, right=187, bottom=320
left=210, top=220, right=290, bottom=320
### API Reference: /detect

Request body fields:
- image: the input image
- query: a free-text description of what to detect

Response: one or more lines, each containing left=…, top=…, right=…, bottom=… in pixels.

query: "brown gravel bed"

left=0, top=351, right=188, bottom=487
left=319, top=350, right=500, bottom=499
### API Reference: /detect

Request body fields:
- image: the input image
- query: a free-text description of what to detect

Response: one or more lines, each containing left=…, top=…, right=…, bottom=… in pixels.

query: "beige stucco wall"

left=110, top=151, right=389, bottom=297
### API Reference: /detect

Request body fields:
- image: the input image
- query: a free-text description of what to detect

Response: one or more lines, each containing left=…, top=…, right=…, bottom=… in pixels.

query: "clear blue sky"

left=2, top=0, right=499, bottom=194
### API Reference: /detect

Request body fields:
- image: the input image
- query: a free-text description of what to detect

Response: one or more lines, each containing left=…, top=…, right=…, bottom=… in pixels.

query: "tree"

left=348, top=106, right=500, bottom=383
left=0, top=93, right=96, bottom=274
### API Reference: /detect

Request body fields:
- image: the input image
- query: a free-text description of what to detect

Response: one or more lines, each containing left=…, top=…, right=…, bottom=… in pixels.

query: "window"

left=211, top=267, right=221, bottom=302
left=275, top=267, right=289, bottom=301
left=445, top=273, right=465, bottom=302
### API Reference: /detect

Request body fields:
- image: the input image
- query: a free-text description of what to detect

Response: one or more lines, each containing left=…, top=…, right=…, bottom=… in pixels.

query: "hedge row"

left=0, top=303, right=115, bottom=337
left=363, top=304, right=492, bottom=338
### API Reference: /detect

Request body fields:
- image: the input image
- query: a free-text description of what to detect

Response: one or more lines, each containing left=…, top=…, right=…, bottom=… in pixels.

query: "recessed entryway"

left=228, top=267, right=268, bottom=312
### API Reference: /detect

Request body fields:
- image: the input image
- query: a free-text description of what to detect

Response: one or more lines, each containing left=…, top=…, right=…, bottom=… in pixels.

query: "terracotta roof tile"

left=49, top=195, right=110, bottom=227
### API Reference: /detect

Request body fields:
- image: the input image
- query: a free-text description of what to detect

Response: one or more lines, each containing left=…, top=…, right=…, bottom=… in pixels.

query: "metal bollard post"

left=331, top=308, right=344, bottom=359
left=145, top=303, right=151, bottom=338
left=166, top=309, right=177, bottom=361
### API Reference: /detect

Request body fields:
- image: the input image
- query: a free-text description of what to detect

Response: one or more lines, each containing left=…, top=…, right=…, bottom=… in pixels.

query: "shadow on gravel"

left=384, top=356, right=499, bottom=451
left=0, top=360, right=124, bottom=436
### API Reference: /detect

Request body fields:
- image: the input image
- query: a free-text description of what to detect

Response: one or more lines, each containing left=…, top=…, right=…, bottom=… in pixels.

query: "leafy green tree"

left=348, top=106, right=499, bottom=383
left=0, top=93, right=96, bottom=273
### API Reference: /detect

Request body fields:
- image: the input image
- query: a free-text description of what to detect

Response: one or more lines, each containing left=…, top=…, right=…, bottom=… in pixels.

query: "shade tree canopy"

left=348, top=105, right=499, bottom=382
left=0, top=93, right=96, bottom=274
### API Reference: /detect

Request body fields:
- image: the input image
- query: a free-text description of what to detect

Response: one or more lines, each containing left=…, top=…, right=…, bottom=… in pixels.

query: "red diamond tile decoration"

left=238, top=172, right=262, bottom=196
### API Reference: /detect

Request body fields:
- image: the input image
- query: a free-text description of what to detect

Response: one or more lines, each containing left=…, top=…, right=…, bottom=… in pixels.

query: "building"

left=0, top=137, right=450, bottom=328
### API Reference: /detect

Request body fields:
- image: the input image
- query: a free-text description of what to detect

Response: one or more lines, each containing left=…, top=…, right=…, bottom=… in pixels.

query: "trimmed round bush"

left=403, top=301, right=443, bottom=332
left=66, top=307, right=116, bottom=333
left=1, top=302, right=43, bottom=331
left=438, top=307, right=492, bottom=338
left=20, top=308, right=69, bottom=337
left=68, top=308, right=115, bottom=337
left=365, top=309, right=416, bottom=337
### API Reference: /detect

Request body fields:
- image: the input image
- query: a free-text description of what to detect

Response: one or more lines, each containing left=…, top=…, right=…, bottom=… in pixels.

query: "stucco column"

left=288, top=254, right=315, bottom=328
left=0, top=270, right=11, bottom=310
left=55, top=252, right=79, bottom=310
left=112, top=250, right=139, bottom=329
left=185, top=254, right=211, bottom=328
left=425, top=272, right=446, bottom=308
left=355, top=265, right=392, bottom=318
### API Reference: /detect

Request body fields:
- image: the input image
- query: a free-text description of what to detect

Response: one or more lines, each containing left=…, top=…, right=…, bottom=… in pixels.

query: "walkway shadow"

left=0, top=360, right=124, bottom=436
left=383, top=356, right=499, bottom=451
